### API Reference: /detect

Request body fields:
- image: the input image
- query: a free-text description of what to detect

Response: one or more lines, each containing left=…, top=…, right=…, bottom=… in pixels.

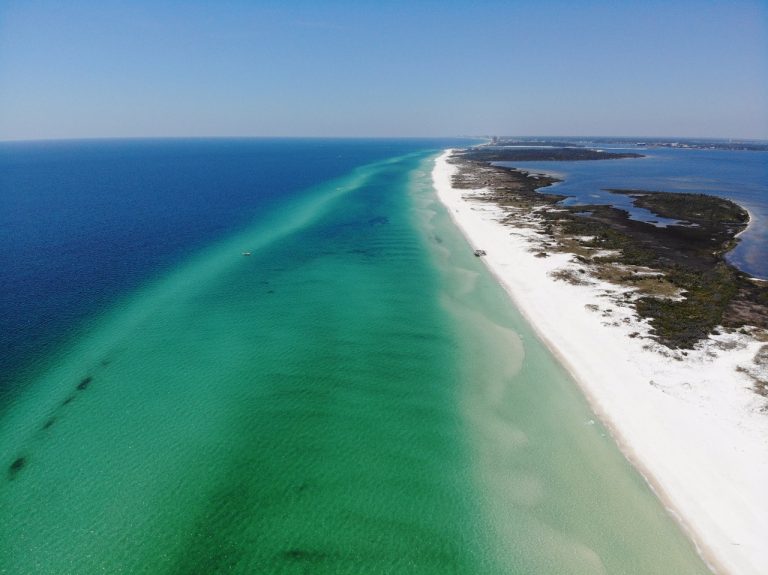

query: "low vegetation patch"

left=451, top=153, right=768, bottom=349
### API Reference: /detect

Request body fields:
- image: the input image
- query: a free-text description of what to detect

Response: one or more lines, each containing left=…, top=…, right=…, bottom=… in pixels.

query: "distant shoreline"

left=432, top=148, right=768, bottom=575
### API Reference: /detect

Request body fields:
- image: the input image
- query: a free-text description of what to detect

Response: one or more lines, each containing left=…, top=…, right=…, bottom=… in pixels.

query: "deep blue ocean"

left=502, top=146, right=768, bottom=278
left=0, top=138, right=470, bottom=390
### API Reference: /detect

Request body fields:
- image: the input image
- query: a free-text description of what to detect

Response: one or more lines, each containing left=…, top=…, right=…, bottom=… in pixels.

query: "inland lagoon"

left=0, top=140, right=710, bottom=573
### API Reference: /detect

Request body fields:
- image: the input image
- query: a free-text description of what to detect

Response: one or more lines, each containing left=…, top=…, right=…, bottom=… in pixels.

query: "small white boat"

left=242, top=252, right=252, bottom=256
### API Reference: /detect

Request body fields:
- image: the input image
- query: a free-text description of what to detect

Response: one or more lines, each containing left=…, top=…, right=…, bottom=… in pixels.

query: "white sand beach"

left=432, top=150, right=768, bottom=575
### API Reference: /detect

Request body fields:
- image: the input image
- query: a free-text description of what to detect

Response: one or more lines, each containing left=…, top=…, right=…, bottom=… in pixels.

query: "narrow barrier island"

left=434, top=147, right=768, bottom=575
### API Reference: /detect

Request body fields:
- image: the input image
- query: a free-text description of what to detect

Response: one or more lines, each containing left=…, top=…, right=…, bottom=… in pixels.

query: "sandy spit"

left=432, top=149, right=768, bottom=575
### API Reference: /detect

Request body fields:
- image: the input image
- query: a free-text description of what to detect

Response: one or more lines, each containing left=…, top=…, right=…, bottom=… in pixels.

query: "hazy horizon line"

left=2, top=134, right=767, bottom=144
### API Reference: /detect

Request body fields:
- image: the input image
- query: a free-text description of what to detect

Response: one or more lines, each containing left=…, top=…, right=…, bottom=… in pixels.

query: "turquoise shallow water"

left=0, top=147, right=710, bottom=573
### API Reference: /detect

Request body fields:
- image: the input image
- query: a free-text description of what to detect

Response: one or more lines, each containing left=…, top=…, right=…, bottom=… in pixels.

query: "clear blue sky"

left=1, top=0, right=766, bottom=140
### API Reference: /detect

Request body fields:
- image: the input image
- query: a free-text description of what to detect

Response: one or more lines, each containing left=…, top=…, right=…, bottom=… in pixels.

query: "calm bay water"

left=0, top=140, right=710, bottom=573
left=502, top=146, right=768, bottom=278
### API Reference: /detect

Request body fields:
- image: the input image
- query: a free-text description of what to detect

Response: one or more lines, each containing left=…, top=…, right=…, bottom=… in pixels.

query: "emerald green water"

left=0, top=152, right=709, bottom=573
